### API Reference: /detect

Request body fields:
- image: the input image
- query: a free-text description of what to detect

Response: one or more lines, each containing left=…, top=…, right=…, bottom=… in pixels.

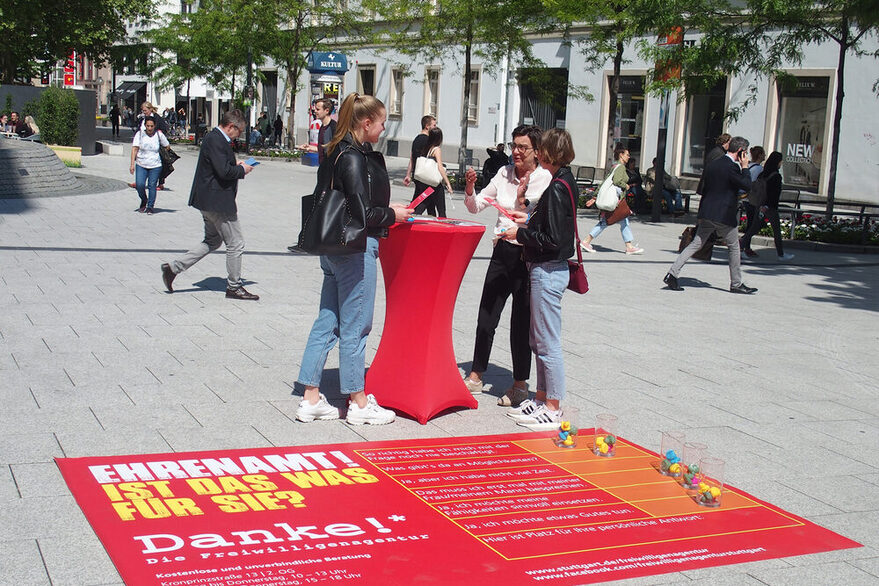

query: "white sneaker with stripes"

left=516, top=405, right=563, bottom=430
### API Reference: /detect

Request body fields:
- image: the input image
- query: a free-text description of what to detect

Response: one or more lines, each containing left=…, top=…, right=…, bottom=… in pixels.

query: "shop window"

left=357, top=65, right=376, bottom=96
left=612, top=76, right=645, bottom=163
left=775, top=76, right=829, bottom=192
left=681, top=79, right=727, bottom=176
left=466, top=68, right=480, bottom=124
left=519, top=68, right=568, bottom=130
left=424, top=67, right=440, bottom=118
left=390, top=68, right=404, bottom=117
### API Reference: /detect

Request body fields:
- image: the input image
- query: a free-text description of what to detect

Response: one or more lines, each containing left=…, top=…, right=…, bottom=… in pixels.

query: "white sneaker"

left=625, top=247, right=644, bottom=255
left=516, top=405, right=563, bottom=430
left=778, top=253, right=795, bottom=261
left=580, top=242, right=596, bottom=253
left=346, top=394, right=395, bottom=425
left=296, top=393, right=340, bottom=422
left=506, top=399, right=543, bottom=421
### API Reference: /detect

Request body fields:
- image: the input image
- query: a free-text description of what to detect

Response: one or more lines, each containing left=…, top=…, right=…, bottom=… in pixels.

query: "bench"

left=574, top=165, right=596, bottom=190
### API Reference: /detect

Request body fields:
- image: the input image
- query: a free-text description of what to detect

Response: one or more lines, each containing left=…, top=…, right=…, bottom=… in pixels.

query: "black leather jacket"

left=317, top=133, right=395, bottom=237
left=516, top=167, right=576, bottom=263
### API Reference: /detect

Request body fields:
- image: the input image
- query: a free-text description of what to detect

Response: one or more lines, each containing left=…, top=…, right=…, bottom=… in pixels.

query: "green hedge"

left=38, top=87, right=80, bottom=146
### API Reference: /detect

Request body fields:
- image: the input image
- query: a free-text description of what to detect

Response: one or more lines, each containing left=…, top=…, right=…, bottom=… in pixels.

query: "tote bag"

left=297, top=148, right=368, bottom=256
left=413, top=147, right=442, bottom=187
left=595, top=164, right=622, bottom=211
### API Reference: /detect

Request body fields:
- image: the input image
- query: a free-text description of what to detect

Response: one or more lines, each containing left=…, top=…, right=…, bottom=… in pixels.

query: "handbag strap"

left=554, top=176, right=583, bottom=265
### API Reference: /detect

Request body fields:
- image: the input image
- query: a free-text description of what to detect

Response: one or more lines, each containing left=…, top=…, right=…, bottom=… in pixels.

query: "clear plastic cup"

left=593, top=413, right=618, bottom=457
left=659, top=431, right=686, bottom=477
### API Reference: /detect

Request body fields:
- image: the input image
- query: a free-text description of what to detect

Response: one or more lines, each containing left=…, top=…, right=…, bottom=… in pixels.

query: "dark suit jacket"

left=697, top=154, right=752, bottom=227
left=188, top=127, right=245, bottom=215
left=696, top=144, right=728, bottom=195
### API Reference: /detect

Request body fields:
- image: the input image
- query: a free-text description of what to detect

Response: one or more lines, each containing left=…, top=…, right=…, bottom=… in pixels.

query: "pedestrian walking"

left=580, top=144, right=644, bottom=255
left=160, top=109, right=258, bottom=300
left=129, top=117, right=169, bottom=214
left=664, top=135, right=758, bottom=293
left=740, top=151, right=795, bottom=261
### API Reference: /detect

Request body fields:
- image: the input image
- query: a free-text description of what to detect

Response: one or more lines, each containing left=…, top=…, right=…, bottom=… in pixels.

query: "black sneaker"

left=730, top=283, right=757, bottom=294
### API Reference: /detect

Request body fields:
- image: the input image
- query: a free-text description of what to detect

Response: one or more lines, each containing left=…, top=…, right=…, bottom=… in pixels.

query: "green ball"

left=605, top=435, right=616, bottom=445
left=689, top=464, right=700, bottom=474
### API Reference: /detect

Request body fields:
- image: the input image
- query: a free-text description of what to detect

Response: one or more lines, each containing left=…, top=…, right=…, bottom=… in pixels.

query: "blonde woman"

left=296, top=93, right=414, bottom=426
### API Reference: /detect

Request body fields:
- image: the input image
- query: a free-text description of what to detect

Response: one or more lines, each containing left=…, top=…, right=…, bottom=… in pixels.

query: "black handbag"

left=159, top=146, right=180, bottom=181
left=297, top=148, right=368, bottom=255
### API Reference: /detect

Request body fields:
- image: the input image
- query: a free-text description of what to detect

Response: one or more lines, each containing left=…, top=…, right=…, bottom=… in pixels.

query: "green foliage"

left=0, top=0, right=154, bottom=84
left=38, top=87, right=80, bottom=146
left=3, top=93, right=11, bottom=116
left=365, top=0, right=558, bottom=166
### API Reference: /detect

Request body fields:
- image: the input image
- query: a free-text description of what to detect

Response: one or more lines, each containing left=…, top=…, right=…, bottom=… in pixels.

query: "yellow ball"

left=596, top=436, right=606, bottom=445
left=563, top=437, right=574, bottom=446
left=710, top=487, right=721, bottom=498
left=600, top=443, right=610, bottom=454
left=669, top=463, right=681, bottom=474
left=560, top=421, right=571, bottom=431
left=698, top=482, right=709, bottom=492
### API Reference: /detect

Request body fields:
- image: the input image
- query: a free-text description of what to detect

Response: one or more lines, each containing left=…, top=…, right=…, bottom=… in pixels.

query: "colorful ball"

left=669, top=463, right=681, bottom=474
left=605, top=435, right=616, bottom=445
left=599, top=443, right=610, bottom=454
left=709, top=487, right=721, bottom=498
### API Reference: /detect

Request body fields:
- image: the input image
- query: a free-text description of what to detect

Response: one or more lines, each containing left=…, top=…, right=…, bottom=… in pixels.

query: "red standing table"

left=366, top=218, right=485, bottom=423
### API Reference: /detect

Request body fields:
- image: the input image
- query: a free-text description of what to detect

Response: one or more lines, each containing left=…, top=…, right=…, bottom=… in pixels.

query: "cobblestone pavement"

left=1, top=144, right=878, bottom=585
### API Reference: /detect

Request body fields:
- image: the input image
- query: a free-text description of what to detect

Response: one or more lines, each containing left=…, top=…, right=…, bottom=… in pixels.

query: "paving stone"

left=0, top=539, right=51, bottom=585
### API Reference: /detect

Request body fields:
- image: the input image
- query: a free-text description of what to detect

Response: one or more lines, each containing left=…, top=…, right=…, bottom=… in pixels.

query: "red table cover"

left=366, top=218, right=485, bottom=423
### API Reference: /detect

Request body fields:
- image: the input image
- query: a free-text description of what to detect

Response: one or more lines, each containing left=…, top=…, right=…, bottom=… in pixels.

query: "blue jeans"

left=663, top=188, right=683, bottom=212
left=135, top=165, right=161, bottom=209
left=527, top=260, right=568, bottom=402
left=589, top=215, right=634, bottom=243
left=297, top=237, right=379, bottom=395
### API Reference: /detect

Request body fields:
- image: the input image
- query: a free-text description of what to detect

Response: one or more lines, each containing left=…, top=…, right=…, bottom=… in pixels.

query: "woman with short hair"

left=501, top=128, right=577, bottom=429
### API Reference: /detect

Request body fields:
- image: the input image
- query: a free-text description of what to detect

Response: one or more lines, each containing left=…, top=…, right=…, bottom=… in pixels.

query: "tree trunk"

left=286, top=65, right=299, bottom=149
left=459, top=23, right=474, bottom=171
left=825, top=19, right=848, bottom=219
left=185, top=78, right=191, bottom=136
left=606, top=38, right=624, bottom=170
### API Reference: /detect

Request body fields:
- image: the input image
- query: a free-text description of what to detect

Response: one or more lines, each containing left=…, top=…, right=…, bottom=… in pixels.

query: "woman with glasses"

left=461, top=125, right=551, bottom=407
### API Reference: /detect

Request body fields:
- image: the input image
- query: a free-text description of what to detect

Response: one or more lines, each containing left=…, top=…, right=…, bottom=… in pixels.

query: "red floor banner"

left=57, top=431, right=860, bottom=585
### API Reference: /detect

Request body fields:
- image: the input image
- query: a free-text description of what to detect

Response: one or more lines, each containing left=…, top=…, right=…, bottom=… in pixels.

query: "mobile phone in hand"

left=245, top=157, right=259, bottom=166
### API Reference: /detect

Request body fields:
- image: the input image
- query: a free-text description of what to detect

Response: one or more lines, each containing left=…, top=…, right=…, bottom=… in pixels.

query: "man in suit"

left=664, top=136, right=757, bottom=294
left=161, top=109, right=258, bottom=300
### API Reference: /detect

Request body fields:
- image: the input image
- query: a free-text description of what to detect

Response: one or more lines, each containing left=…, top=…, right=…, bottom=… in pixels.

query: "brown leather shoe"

left=161, top=263, right=176, bottom=292
left=226, top=286, right=259, bottom=300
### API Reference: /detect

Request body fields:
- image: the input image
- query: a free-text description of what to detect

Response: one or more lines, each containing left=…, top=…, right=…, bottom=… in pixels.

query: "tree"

left=545, top=0, right=689, bottom=169
left=367, top=0, right=557, bottom=168
left=647, top=0, right=879, bottom=216
left=145, top=12, right=207, bottom=134
left=262, top=0, right=372, bottom=146
left=0, top=0, right=153, bottom=84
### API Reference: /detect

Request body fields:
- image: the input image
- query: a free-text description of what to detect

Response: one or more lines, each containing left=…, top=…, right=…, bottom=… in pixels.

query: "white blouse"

left=464, top=165, right=552, bottom=243
left=133, top=130, right=170, bottom=169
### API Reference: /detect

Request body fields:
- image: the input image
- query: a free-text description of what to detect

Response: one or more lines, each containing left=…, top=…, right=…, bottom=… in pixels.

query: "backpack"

left=748, top=171, right=776, bottom=207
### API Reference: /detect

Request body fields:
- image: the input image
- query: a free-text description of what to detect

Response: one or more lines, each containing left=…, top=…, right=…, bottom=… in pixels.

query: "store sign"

left=307, top=52, right=349, bottom=74
left=63, top=50, right=76, bottom=86
left=57, top=432, right=860, bottom=586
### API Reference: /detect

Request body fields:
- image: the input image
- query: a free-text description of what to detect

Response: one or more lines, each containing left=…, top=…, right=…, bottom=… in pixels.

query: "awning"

left=113, top=81, right=146, bottom=99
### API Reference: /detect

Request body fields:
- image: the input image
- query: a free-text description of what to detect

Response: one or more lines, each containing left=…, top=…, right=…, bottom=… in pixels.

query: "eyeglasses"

left=510, top=143, right=533, bottom=153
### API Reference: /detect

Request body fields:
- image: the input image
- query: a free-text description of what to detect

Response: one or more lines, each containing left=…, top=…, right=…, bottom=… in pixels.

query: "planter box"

left=49, top=145, right=82, bottom=166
